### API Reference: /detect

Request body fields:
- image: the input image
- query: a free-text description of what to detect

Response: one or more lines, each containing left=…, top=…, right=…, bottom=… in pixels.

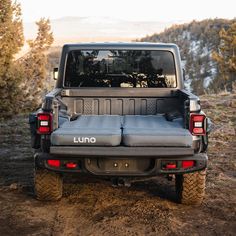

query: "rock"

left=9, top=183, right=18, bottom=190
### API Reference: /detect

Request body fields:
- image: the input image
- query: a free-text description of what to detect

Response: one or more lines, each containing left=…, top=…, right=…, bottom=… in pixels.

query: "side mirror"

left=53, top=68, right=58, bottom=80
left=182, top=68, right=186, bottom=81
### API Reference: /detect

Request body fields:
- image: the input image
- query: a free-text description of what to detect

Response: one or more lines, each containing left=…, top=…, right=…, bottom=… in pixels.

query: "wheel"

left=34, top=169, right=63, bottom=201
left=175, top=169, right=206, bottom=205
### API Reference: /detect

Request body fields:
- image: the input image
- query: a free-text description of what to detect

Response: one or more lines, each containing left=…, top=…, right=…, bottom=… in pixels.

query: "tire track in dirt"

left=48, top=178, right=179, bottom=236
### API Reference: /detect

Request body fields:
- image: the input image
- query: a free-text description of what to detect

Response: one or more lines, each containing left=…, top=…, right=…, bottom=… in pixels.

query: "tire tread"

left=176, top=169, right=206, bottom=205
left=34, top=169, right=63, bottom=201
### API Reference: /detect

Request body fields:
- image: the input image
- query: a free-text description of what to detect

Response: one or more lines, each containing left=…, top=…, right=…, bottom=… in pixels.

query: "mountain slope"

left=139, top=19, right=236, bottom=94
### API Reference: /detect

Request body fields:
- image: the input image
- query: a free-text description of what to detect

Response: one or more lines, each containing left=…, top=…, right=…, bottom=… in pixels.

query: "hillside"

left=139, top=19, right=236, bottom=94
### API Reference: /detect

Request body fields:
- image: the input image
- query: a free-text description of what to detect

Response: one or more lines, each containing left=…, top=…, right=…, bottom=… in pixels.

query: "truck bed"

left=51, top=114, right=192, bottom=147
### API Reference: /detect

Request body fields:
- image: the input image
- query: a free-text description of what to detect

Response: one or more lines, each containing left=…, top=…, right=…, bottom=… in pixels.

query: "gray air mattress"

left=51, top=115, right=122, bottom=146
left=122, top=115, right=192, bottom=147
left=51, top=114, right=192, bottom=147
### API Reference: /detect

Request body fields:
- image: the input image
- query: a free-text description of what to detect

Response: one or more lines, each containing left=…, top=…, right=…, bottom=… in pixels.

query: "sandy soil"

left=0, top=93, right=235, bottom=236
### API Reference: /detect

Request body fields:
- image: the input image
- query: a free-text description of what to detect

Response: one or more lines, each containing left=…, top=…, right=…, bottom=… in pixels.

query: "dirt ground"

left=0, top=93, right=235, bottom=236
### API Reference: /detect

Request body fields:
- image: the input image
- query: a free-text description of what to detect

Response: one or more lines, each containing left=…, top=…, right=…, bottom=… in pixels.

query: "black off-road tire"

left=175, top=169, right=206, bottom=205
left=34, top=169, right=63, bottom=201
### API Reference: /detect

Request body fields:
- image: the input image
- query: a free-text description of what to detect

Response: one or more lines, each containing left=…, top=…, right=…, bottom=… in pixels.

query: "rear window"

left=64, top=50, right=177, bottom=88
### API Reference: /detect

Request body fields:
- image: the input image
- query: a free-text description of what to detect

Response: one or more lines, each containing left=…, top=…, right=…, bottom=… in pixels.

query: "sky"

left=18, top=0, right=235, bottom=23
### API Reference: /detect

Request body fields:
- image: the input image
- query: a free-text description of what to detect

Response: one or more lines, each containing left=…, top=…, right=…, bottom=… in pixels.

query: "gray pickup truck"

left=29, top=42, right=211, bottom=205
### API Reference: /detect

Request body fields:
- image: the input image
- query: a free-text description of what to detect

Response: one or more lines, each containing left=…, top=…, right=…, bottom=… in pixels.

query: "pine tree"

left=0, top=0, right=24, bottom=118
left=21, top=18, right=54, bottom=109
left=212, top=22, right=236, bottom=91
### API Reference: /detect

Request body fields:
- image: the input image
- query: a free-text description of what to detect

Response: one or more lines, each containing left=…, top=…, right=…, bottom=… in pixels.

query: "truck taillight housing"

left=37, top=113, right=52, bottom=134
left=47, top=159, right=60, bottom=168
left=190, top=114, right=206, bottom=135
left=182, top=160, right=195, bottom=168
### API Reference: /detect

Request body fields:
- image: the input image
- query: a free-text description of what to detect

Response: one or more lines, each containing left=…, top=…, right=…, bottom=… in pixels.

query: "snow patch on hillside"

left=204, top=77, right=213, bottom=88
left=190, top=40, right=201, bottom=56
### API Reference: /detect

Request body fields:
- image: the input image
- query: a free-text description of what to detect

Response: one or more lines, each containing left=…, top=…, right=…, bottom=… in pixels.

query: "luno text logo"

left=73, top=137, right=96, bottom=144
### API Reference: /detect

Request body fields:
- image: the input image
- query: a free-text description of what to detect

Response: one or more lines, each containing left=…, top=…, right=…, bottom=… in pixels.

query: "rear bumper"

left=35, top=146, right=207, bottom=176
left=50, top=146, right=194, bottom=157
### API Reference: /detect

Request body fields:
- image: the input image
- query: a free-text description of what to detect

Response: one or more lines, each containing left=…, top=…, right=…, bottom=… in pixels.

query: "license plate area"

left=85, top=157, right=154, bottom=175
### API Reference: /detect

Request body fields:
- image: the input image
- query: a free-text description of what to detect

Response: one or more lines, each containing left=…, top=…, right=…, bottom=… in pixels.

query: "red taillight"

left=37, top=113, right=52, bottom=134
left=190, top=114, right=206, bottom=135
left=66, top=162, right=77, bottom=168
left=162, top=161, right=177, bottom=170
left=182, top=160, right=195, bottom=168
left=166, top=163, right=177, bottom=169
left=38, top=126, right=50, bottom=133
left=47, top=159, right=60, bottom=168
left=193, top=127, right=204, bottom=134
left=38, top=115, right=50, bottom=121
